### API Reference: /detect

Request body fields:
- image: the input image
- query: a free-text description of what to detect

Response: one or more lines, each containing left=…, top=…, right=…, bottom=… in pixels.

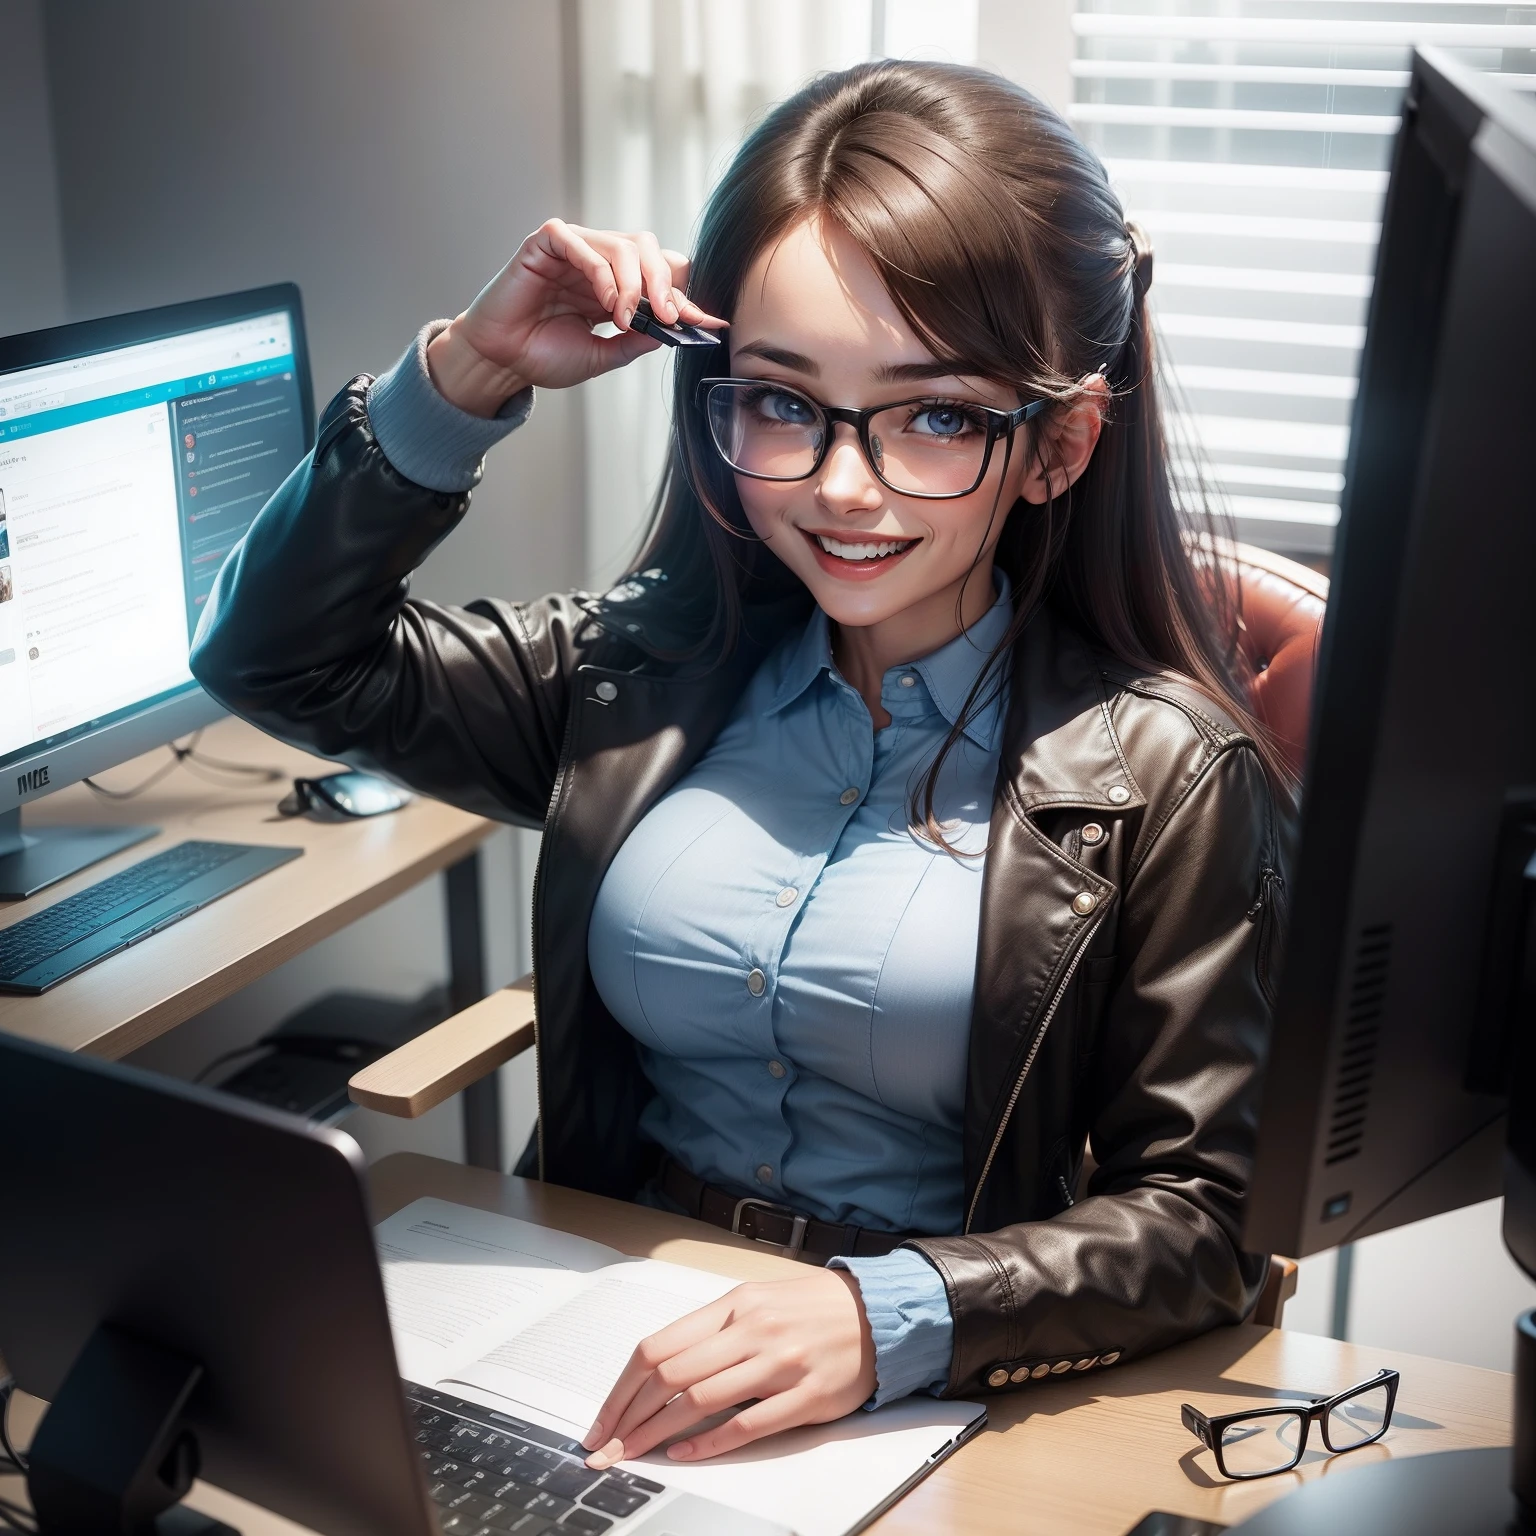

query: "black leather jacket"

left=191, top=379, right=1285, bottom=1399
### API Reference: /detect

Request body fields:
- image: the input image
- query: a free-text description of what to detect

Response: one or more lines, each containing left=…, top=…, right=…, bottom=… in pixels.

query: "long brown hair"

left=628, top=59, right=1290, bottom=822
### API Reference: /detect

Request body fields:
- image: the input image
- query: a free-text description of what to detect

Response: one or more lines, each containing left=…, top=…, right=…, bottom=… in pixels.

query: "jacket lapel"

left=964, top=608, right=1141, bottom=1216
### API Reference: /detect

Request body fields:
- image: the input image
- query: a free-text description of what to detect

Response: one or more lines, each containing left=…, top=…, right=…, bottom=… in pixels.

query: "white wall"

left=0, top=0, right=67, bottom=335
left=35, top=0, right=585, bottom=1170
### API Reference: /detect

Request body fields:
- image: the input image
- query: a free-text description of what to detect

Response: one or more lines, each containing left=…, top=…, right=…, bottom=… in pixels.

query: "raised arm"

left=189, top=220, right=724, bottom=825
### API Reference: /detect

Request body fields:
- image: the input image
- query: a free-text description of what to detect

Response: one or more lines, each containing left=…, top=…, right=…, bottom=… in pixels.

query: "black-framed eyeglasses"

left=697, top=377, right=1049, bottom=500
left=1181, top=1368, right=1399, bottom=1480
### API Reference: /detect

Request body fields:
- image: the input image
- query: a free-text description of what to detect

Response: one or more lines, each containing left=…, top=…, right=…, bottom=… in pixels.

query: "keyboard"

left=0, top=840, right=303, bottom=995
left=408, top=1385, right=665, bottom=1534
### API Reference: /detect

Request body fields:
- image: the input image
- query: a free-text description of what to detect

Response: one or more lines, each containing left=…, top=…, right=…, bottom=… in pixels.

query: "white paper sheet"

left=375, top=1197, right=624, bottom=1385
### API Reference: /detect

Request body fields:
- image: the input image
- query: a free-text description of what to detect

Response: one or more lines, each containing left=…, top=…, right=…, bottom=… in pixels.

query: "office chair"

left=348, top=543, right=1330, bottom=1328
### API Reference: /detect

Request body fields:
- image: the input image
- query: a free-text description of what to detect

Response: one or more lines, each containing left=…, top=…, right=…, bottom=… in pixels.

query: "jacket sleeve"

left=910, top=744, right=1278, bottom=1394
left=189, top=376, right=601, bottom=829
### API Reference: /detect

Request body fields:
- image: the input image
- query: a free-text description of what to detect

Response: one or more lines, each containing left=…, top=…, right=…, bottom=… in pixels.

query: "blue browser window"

left=0, top=311, right=306, bottom=763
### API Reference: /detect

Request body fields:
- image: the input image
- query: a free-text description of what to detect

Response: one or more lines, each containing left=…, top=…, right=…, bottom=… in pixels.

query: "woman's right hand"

left=426, top=219, right=727, bottom=418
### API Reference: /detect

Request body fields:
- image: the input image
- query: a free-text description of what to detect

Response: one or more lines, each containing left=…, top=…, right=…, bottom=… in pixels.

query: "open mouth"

left=815, top=534, right=915, bottom=561
left=804, top=531, right=918, bottom=578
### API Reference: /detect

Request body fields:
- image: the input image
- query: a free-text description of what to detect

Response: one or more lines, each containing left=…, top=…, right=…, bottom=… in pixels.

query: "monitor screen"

left=0, top=306, right=308, bottom=770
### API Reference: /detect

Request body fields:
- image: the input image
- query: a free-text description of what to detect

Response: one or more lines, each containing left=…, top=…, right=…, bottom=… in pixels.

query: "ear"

left=1018, top=375, right=1110, bottom=506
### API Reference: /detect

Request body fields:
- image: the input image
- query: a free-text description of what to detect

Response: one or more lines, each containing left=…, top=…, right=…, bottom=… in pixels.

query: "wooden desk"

left=8, top=1153, right=1497, bottom=1536
left=0, top=717, right=495, bottom=1062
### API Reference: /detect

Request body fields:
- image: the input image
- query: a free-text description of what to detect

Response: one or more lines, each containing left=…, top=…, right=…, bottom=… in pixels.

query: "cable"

left=0, top=1377, right=35, bottom=1534
left=0, top=1498, right=37, bottom=1535
left=0, top=1377, right=26, bottom=1476
left=82, top=732, right=285, bottom=802
left=192, top=1040, right=274, bottom=1086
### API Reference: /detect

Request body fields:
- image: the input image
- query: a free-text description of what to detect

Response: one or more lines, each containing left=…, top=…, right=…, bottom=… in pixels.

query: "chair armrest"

left=1251, top=1254, right=1301, bottom=1329
left=348, top=975, right=535, bottom=1119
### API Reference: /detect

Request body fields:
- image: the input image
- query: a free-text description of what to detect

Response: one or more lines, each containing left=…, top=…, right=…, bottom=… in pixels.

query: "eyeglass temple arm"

left=1180, top=1404, right=1213, bottom=1446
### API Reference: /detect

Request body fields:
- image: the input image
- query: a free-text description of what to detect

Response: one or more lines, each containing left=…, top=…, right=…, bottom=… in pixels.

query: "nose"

left=815, top=422, right=883, bottom=515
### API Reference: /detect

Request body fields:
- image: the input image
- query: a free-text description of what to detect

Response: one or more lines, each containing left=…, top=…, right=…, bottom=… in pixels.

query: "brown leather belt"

left=658, top=1157, right=911, bottom=1262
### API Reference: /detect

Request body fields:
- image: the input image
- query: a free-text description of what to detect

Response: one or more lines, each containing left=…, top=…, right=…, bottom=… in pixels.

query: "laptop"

left=0, top=1034, right=984, bottom=1536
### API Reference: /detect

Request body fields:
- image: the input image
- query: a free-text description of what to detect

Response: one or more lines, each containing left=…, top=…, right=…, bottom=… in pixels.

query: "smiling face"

left=726, top=217, right=1036, bottom=660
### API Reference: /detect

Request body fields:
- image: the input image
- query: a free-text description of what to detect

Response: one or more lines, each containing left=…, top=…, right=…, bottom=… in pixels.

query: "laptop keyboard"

left=407, top=1385, right=665, bottom=1534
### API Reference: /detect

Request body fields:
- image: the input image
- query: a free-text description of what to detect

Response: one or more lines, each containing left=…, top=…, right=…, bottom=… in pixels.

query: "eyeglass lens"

left=705, top=382, right=993, bottom=496
left=1219, top=1411, right=1306, bottom=1477
left=1325, top=1381, right=1392, bottom=1450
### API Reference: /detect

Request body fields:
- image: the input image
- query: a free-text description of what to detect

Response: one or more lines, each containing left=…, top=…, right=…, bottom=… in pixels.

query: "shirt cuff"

left=364, top=319, right=534, bottom=494
left=830, top=1248, right=955, bottom=1409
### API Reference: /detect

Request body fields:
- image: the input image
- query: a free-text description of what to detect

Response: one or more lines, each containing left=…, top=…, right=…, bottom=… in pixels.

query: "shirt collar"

left=766, top=573, right=1014, bottom=751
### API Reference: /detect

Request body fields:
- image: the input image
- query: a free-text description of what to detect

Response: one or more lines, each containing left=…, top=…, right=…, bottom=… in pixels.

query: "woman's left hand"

left=582, top=1268, right=878, bottom=1466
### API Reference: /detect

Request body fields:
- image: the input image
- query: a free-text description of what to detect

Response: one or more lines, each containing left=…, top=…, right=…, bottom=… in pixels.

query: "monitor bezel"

left=0, top=283, right=314, bottom=813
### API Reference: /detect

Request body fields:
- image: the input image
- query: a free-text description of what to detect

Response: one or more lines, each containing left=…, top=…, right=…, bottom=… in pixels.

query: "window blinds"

left=1071, top=1, right=1536, bottom=556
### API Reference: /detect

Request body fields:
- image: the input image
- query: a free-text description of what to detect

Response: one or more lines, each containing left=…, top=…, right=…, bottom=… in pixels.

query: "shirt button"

left=1107, top=784, right=1131, bottom=804
left=756, top=1164, right=774, bottom=1184
left=898, top=674, right=917, bottom=688
left=746, top=968, right=767, bottom=996
left=775, top=886, right=798, bottom=908
left=768, top=1059, right=787, bottom=1078
left=839, top=787, right=861, bottom=806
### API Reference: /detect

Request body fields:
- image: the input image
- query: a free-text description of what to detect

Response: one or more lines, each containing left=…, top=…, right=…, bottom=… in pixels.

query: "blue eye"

left=912, top=405, right=972, bottom=437
left=752, top=389, right=817, bottom=426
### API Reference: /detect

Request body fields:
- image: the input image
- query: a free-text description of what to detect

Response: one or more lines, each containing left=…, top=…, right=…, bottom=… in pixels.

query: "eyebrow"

left=731, top=340, right=988, bottom=388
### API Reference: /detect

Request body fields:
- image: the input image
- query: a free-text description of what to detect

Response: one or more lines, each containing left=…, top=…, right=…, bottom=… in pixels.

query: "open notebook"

left=376, top=1197, right=985, bottom=1536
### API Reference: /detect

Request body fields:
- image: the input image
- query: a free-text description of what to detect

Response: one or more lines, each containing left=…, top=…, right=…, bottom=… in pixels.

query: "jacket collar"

left=998, top=603, right=1148, bottom=816
left=589, top=568, right=1144, bottom=811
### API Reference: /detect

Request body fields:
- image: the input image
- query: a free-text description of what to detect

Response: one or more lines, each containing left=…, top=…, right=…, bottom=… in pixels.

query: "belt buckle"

left=730, top=1196, right=809, bottom=1259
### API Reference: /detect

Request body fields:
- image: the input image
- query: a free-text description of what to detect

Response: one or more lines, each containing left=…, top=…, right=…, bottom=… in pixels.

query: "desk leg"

left=445, top=851, right=502, bottom=1170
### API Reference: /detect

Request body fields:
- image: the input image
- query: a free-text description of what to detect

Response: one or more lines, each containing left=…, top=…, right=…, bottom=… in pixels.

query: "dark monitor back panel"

left=0, top=1034, right=434, bottom=1536
left=1246, top=53, right=1536, bottom=1258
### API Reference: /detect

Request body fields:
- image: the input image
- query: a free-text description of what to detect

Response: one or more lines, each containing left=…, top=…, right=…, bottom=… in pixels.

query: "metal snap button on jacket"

left=1072, top=891, right=1098, bottom=915
left=746, top=967, right=767, bottom=996
left=594, top=679, right=618, bottom=702
left=839, top=786, right=861, bottom=805
left=1099, top=1351, right=1121, bottom=1366
left=1107, top=784, right=1131, bottom=804
left=1031, top=1363, right=1051, bottom=1380
left=987, top=1368, right=1009, bottom=1388
left=1010, top=1366, right=1031, bottom=1384
left=1081, top=822, right=1105, bottom=846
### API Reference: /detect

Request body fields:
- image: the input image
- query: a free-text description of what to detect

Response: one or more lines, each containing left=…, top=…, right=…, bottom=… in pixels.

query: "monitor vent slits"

left=1324, top=923, right=1393, bottom=1166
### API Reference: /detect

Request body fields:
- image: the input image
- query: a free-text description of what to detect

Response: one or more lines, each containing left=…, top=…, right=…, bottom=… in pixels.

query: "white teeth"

left=815, top=534, right=914, bottom=560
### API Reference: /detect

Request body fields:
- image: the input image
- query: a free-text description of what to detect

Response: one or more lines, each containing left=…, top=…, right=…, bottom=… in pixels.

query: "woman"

left=192, top=62, right=1289, bottom=1470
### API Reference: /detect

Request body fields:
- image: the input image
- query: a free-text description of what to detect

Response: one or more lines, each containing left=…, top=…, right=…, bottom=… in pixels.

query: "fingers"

left=634, top=231, right=681, bottom=324
left=591, top=1357, right=770, bottom=1466
left=670, top=1389, right=818, bottom=1462
left=604, top=1329, right=756, bottom=1451
left=583, top=1295, right=736, bottom=1454
left=535, top=220, right=725, bottom=335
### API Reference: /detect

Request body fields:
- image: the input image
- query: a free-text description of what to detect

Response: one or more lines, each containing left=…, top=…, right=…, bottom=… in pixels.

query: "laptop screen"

left=0, top=307, right=307, bottom=767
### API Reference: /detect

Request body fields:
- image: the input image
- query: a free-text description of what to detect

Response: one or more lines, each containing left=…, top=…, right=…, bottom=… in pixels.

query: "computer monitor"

left=0, top=286, right=314, bottom=899
left=1234, top=47, right=1536, bottom=1534
left=0, top=1031, right=436, bottom=1536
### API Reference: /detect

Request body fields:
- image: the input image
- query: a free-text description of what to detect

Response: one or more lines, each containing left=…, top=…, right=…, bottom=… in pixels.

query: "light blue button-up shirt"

left=362, top=329, right=1008, bottom=1406
left=588, top=580, right=1013, bottom=1403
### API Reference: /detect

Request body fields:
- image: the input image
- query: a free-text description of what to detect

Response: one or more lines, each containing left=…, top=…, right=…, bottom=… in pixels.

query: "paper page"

left=375, top=1198, right=625, bottom=1386
left=622, top=1396, right=984, bottom=1536
left=446, top=1258, right=738, bottom=1432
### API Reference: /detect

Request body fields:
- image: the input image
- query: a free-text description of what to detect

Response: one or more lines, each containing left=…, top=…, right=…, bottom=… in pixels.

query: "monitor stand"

left=25, top=1325, right=238, bottom=1536
left=0, top=808, right=157, bottom=900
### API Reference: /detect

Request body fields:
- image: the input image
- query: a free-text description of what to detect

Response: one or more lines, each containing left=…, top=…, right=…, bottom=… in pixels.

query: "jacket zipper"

left=964, top=910, right=1107, bottom=1235
left=529, top=683, right=592, bottom=1181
